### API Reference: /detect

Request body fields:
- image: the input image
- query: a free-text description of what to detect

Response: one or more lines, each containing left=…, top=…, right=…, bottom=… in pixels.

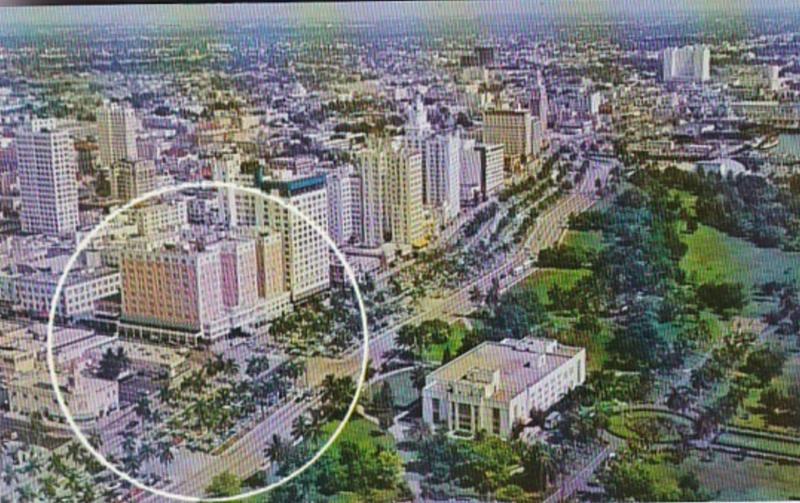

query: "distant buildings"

left=530, top=70, right=548, bottom=131
left=97, top=102, right=138, bottom=166
left=16, top=119, right=79, bottom=236
left=422, top=337, right=586, bottom=439
left=109, top=159, right=156, bottom=201
left=662, top=45, right=710, bottom=83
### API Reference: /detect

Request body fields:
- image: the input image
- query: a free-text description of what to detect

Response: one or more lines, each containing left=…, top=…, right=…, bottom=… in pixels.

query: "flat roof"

left=426, top=338, right=582, bottom=402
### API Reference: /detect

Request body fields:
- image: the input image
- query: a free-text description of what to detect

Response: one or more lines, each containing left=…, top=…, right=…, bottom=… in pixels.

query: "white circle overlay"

left=46, top=180, right=370, bottom=502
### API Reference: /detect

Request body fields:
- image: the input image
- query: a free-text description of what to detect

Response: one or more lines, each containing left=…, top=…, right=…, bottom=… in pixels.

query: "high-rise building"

left=530, top=70, right=548, bottom=131
left=475, top=143, right=505, bottom=199
left=110, top=159, right=156, bottom=201
left=326, top=165, right=361, bottom=247
left=662, top=45, right=710, bottom=83
left=120, top=243, right=225, bottom=333
left=357, top=140, right=426, bottom=249
left=97, top=102, right=138, bottom=167
left=261, top=173, right=331, bottom=301
left=482, top=109, right=532, bottom=169
left=119, top=236, right=284, bottom=343
left=220, top=240, right=259, bottom=309
left=422, top=133, right=461, bottom=222
left=16, top=119, right=79, bottom=236
left=404, top=98, right=461, bottom=222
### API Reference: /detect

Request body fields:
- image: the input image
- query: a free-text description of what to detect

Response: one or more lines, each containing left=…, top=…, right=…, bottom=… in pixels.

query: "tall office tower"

left=404, top=98, right=461, bottom=222
left=16, top=119, right=79, bottom=236
left=120, top=243, right=224, bottom=332
left=422, top=133, right=461, bottom=222
left=530, top=118, right=544, bottom=156
left=475, top=143, right=505, bottom=199
left=483, top=109, right=533, bottom=168
left=97, top=102, right=138, bottom=167
left=74, top=139, right=98, bottom=176
left=220, top=239, right=259, bottom=309
left=261, top=173, right=330, bottom=301
left=358, top=148, right=387, bottom=248
left=662, top=45, right=711, bottom=83
left=357, top=140, right=425, bottom=249
left=110, top=159, right=156, bottom=201
left=212, top=151, right=260, bottom=227
left=326, top=165, right=361, bottom=247
left=530, top=70, right=548, bottom=131
left=253, top=232, right=286, bottom=298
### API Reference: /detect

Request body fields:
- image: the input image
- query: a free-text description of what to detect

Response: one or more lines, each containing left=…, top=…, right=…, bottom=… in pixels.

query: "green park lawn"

left=319, top=417, right=395, bottom=454
left=561, top=229, right=604, bottom=251
left=734, top=354, right=800, bottom=436
left=522, top=268, right=592, bottom=305
left=646, top=450, right=800, bottom=501
left=606, top=410, right=693, bottom=443
left=717, top=431, right=800, bottom=458
left=423, top=321, right=467, bottom=364
left=680, top=223, right=800, bottom=288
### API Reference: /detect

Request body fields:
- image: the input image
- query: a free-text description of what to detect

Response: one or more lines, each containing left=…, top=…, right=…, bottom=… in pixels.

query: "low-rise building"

left=422, top=337, right=586, bottom=439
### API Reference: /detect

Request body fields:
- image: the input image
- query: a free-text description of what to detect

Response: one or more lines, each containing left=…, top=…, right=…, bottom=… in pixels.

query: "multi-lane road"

left=141, top=161, right=613, bottom=501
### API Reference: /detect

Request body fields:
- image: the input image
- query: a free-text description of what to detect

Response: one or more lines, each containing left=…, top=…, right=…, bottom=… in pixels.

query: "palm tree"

left=134, top=396, right=152, bottom=423
left=157, top=441, right=175, bottom=466
left=15, top=482, right=38, bottom=502
left=40, top=473, right=58, bottom=499
left=520, top=442, right=558, bottom=492
left=28, top=411, right=45, bottom=445
left=265, top=434, right=289, bottom=465
left=138, top=440, right=156, bottom=464
left=292, top=415, right=313, bottom=443
left=2, top=463, right=18, bottom=487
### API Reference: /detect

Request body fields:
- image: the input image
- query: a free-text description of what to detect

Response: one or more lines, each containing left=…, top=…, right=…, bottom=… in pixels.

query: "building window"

left=432, top=398, right=441, bottom=424
left=493, top=408, right=501, bottom=435
left=457, top=403, right=471, bottom=432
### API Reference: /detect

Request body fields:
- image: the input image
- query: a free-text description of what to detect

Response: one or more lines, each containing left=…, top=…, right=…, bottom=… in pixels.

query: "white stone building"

left=422, top=337, right=586, bottom=439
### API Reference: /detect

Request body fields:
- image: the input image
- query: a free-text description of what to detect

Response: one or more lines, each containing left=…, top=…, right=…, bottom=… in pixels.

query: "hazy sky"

left=0, top=1, right=795, bottom=27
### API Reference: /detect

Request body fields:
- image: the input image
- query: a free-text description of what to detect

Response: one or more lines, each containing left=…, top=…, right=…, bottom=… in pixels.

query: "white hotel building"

left=16, top=119, right=79, bottom=236
left=422, top=337, right=586, bottom=439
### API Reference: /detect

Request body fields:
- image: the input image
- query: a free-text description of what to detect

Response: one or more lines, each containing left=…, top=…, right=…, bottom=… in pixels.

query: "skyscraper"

left=16, top=119, right=79, bottom=236
left=261, top=173, right=331, bottom=301
left=404, top=98, right=461, bottom=223
left=483, top=109, right=533, bottom=170
left=357, top=140, right=425, bottom=249
left=530, top=70, right=548, bottom=131
left=109, top=159, right=156, bottom=202
left=97, top=102, right=138, bottom=167
left=662, top=45, right=710, bottom=83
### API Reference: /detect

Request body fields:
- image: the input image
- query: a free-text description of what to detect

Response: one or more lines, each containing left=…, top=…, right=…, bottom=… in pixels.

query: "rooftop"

left=425, top=337, right=583, bottom=402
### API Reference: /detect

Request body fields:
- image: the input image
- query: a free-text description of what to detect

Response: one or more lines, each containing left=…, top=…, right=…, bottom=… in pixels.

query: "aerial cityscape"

left=0, top=1, right=799, bottom=501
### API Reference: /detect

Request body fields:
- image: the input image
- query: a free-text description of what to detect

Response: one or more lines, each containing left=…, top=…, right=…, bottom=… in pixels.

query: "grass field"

left=735, top=354, right=800, bottom=435
left=423, top=321, right=467, bottom=364
left=717, top=431, right=800, bottom=458
left=521, top=267, right=592, bottom=305
left=320, top=417, right=395, bottom=454
left=561, top=229, right=604, bottom=251
left=647, top=450, right=800, bottom=501
left=607, top=410, right=693, bottom=443
left=680, top=223, right=800, bottom=316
